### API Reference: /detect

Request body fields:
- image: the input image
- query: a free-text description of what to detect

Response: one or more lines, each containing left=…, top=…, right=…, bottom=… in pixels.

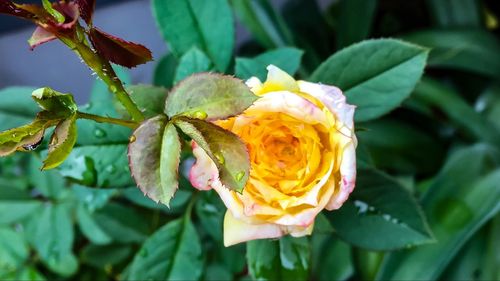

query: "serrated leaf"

left=91, top=203, right=148, bottom=243
left=0, top=87, right=40, bottom=130
left=128, top=218, right=203, bottom=280
left=165, top=73, right=258, bottom=120
left=25, top=202, right=78, bottom=276
left=42, top=114, right=77, bottom=170
left=129, top=116, right=183, bottom=205
left=310, top=39, right=428, bottom=122
left=174, top=47, right=212, bottom=84
left=76, top=204, right=112, bottom=245
left=152, top=0, right=234, bottom=71
left=0, top=227, right=29, bottom=275
left=89, top=27, right=153, bottom=68
left=235, top=47, right=303, bottom=81
left=31, top=87, right=77, bottom=116
left=327, top=169, right=434, bottom=250
left=247, top=236, right=310, bottom=281
left=75, top=0, right=95, bottom=24
left=376, top=144, right=500, bottom=280
left=174, top=117, right=250, bottom=192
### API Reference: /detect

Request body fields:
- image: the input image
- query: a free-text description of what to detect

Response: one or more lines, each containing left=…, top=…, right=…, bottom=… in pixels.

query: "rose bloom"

left=190, top=65, right=357, bottom=246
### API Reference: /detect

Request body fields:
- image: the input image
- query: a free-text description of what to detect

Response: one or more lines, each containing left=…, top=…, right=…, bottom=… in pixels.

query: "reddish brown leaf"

left=75, top=0, right=95, bottom=24
left=89, top=27, right=153, bottom=68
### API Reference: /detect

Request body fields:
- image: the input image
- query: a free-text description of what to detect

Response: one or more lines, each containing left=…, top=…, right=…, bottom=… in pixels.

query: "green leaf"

left=159, top=123, right=182, bottom=206
left=425, top=0, right=481, bottom=27
left=377, top=144, right=500, bottom=280
left=128, top=218, right=203, bottom=280
left=29, top=156, right=66, bottom=199
left=0, top=87, right=40, bottom=131
left=174, top=117, right=250, bottom=192
left=165, top=73, right=258, bottom=120
left=231, top=0, right=294, bottom=48
left=81, top=244, right=132, bottom=269
left=0, top=117, right=49, bottom=157
left=152, top=0, right=234, bottom=71
left=311, top=235, right=353, bottom=281
left=25, top=202, right=78, bottom=276
left=310, top=39, right=428, bottom=122
left=128, top=116, right=182, bottom=206
left=42, top=114, right=78, bottom=170
left=247, top=236, right=310, bottom=281
left=235, top=47, right=303, bottom=80
left=195, top=190, right=226, bottom=241
left=91, top=203, right=149, bottom=244
left=336, top=0, right=377, bottom=48
left=402, top=29, right=500, bottom=78
left=76, top=204, right=112, bottom=245
left=412, top=78, right=500, bottom=145
left=174, top=47, right=212, bottom=84
left=440, top=223, right=495, bottom=281
left=154, top=53, right=178, bottom=89
left=327, top=169, right=434, bottom=250
left=358, top=118, right=445, bottom=174
left=31, top=87, right=77, bottom=117
left=0, top=186, right=42, bottom=225
left=0, top=227, right=29, bottom=274
left=54, top=144, right=132, bottom=188
left=118, top=84, right=168, bottom=119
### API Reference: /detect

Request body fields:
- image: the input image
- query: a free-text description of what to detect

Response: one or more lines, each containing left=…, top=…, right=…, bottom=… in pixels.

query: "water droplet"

left=214, top=152, right=225, bottom=164
left=235, top=171, right=245, bottom=182
left=94, top=128, right=106, bottom=138
left=11, top=133, right=17, bottom=138
left=109, top=85, right=118, bottom=93
left=192, top=111, right=208, bottom=120
left=22, top=136, right=44, bottom=151
left=129, top=135, right=137, bottom=143
left=106, top=165, right=116, bottom=174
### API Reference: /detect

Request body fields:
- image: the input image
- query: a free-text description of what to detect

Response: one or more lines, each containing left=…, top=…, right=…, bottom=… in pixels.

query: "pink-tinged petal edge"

left=28, top=27, right=56, bottom=50
left=189, top=142, right=217, bottom=191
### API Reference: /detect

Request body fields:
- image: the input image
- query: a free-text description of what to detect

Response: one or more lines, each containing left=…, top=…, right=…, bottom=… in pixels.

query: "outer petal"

left=298, top=80, right=356, bottom=132
left=223, top=210, right=283, bottom=247
left=256, top=65, right=300, bottom=94
left=326, top=141, right=357, bottom=210
left=246, top=91, right=328, bottom=126
left=189, top=142, right=217, bottom=191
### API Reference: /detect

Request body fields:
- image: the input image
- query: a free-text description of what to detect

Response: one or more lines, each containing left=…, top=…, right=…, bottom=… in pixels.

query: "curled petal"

left=223, top=210, right=282, bottom=247
left=189, top=141, right=218, bottom=191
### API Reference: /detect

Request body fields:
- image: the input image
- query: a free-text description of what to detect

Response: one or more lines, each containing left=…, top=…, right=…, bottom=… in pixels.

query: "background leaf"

left=235, top=47, right=303, bottom=80
left=310, top=39, right=428, bottom=121
left=377, top=144, right=500, bottom=280
left=247, top=236, right=310, bottom=281
left=152, top=0, right=234, bottom=71
left=335, top=0, right=377, bottom=48
left=128, top=217, right=203, bottom=280
left=174, top=47, right=212, bottom=84
left=327, top=169, right=434, bottom=250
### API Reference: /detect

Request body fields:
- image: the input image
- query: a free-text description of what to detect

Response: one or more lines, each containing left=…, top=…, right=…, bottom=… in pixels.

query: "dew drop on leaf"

left=192, top=111, right=208, bottom=120
left=106, top=164, right=116, bottom=174
left=129, top=135, right=137, bottom=143
left=214, top=152, right=225, bottom=165
left=235, top=171, right=245, bottom=182
left=94, top=128, right=107, bottom=138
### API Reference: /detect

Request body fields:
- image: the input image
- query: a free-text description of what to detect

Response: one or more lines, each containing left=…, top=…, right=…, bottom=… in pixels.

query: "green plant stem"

left=59, top=37, right=145, bottom=122
left=77, top=112, right=138, bottom=129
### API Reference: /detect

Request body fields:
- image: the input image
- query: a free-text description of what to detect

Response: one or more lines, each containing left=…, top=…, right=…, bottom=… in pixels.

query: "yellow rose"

left=190, top=65, right=357, bottom=246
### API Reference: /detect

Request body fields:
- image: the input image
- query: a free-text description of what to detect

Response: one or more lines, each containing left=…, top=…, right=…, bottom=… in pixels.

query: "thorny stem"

left=59, top=32, right=145, bottom=122
left=77, top=112, right=138, bottom=129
